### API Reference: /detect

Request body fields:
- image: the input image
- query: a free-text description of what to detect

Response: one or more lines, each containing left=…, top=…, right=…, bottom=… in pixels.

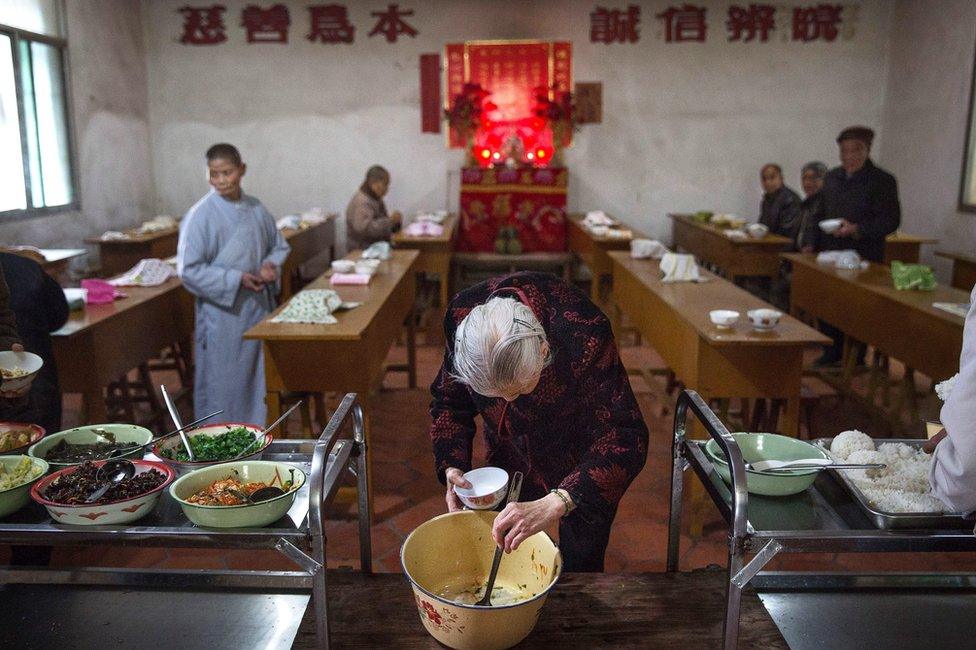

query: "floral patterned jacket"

left=429, top=272, right=648, bottom=521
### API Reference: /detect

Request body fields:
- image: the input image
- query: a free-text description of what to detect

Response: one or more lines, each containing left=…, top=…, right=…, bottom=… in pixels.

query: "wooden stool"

left=105, top=363, right=165, bottom=431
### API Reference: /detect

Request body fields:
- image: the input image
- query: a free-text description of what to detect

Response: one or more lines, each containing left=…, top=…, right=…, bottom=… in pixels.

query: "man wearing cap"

left=819, top=126, right=901, bottom=263
left=815, top=126, right=901, bottom=366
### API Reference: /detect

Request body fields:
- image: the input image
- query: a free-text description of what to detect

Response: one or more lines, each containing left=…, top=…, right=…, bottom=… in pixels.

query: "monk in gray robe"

left=177, top=144, right=290, bottom=425
left=345, top=165, right=402, bottom=250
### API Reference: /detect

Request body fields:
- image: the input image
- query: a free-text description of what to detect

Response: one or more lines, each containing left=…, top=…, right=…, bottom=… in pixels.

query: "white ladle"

left=748, top=458, right=886, bottom=472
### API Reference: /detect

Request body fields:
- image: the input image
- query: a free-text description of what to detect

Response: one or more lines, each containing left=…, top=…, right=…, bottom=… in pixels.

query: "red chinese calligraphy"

left=307, top=4, right=355, bottom=43
left=792, top=4, right=843, bottom=42
left=656, top=4, right=708, bottom=43
left=726, top=4, right=776, bottom=42
left=179, top=5, right=227, bottom=45
left=368, top=4, right=417, bottom=43
left=590, top=5, right=641, bottom=44
left=241, top=4, right=289, bottom=43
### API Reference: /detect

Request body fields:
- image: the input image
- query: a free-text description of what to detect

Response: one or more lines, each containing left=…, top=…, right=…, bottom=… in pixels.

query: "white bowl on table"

left=453, top=466, right=509, bottom=510
left=331, top=260, right=355, bottom=274
left=747, top=308, right=783, bottom=331
left=0, top=350, right=43, bottom=394
left=709, top=310, right=741, bottom=329
left=745, top=223, right=769, bottom=239
left=819, top=218, right=843, bottom=234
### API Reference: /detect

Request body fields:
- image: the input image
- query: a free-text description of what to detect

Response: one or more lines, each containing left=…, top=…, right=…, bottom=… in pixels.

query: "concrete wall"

left=879, top=0, right=976, bottom=281
left=0, top=0, right=154, bottom=259
left=142, top=0, right=894, bottom=242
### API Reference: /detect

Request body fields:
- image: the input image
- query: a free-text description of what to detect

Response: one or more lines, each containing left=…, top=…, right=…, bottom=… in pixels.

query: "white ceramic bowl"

left=589, top=225, right=610, bottom=237
left=748, top=308, right=783, bottom=331
left=454, top=467, right=509, bottom=510
left=819, top=218, right=843, bottom=234
left=745, top=223, right=769, bottom=239
left=709, top=310, right=741, bottom=328
left=331, top=260, right=355, bottom=274
left=29, top=423, right=153, bottom=471
left=31, top=459, right=174, bottom=525
left=0, top=350, right=43, bottom=393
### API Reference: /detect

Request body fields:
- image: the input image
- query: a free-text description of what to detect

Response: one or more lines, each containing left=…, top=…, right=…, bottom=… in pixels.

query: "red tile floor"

left=19, top=335, right=976, bottom=575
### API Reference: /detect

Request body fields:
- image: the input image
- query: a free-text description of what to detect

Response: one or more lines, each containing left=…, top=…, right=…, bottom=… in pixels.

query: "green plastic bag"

left=891, top=261, right=936, bottom=291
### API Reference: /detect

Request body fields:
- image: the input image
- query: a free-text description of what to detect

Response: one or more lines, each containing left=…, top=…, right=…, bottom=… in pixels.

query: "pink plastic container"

left=80, top=279, right=119, bottom=304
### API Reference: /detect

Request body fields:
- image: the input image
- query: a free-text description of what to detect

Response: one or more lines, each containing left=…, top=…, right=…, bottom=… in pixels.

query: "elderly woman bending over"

left=429, top=272, right=648, bottom=572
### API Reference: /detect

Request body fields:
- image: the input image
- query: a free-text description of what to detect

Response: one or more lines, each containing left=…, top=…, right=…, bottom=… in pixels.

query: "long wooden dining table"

left=87, top=227, right=180, bottom=277
left=784, top=252, right=966, bottom=387
left=279, top=218, right=337, bottom=301
left=936, top=249, right=976, bottom=292
left=567, top=213, right=641, bottom=304
left=609, top=251, right=829, bottom=436
left=391, top=214, right=458, bottom=313
left=51, top=278, right=194, bottom=424
left=244, top=250, right=419, bottom=517
left=669, top=213, right=793, bottom=281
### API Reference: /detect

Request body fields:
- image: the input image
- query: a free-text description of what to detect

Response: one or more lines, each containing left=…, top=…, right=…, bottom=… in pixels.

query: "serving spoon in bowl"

left=85, top=458, right=137, bottom=503
left=747, top=458, right=886, bottom=473
left=475, top=471, right=524, bottom=607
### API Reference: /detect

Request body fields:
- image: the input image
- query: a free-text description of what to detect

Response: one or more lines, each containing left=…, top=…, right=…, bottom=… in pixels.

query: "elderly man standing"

left=819, top=126, right=901, bottom=263
left=796, top=161, right=828, bottom=252
left=815, top=127, right=901, bottom=366
left=345, top=165, right=402, bottom=251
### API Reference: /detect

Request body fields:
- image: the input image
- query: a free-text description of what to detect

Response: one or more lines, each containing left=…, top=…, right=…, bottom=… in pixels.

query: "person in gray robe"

left=345, top=165, right=402, bottom=251
left=177, top=144, right=290, bottom=425
left=927, top=283, right=976, bottom=512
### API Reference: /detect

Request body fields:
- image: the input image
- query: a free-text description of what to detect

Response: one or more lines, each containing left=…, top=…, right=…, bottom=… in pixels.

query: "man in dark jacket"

left=819, top=126, right=901, bottom=263
left=796, top=161, right=828, bottom=252
left=0, top=253, right=69, bottom=431
left=759, top=163, right=802, bottom=244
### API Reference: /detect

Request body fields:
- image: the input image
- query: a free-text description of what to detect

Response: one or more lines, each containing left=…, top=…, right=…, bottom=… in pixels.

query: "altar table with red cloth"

left=457, top=167, right=568, bottom=252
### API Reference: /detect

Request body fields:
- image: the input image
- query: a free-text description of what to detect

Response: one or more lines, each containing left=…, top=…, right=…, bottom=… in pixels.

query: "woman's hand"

left=241, top=272, right=264, bottom=292
left=444, top=467, right=472, bottom=512
left=835, top=220, right=859, bottom=238
left=259, top=262, right=278, bottom=284
left=492, top=493, right=564, bottom=554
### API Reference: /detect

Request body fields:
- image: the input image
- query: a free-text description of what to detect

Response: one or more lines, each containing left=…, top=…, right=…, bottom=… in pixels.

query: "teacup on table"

left=747, top=308, right=783, bottom=331
left=454, top=466, right=509, bottom=510
left=331, top=260, right=355, bottom=274
left=709, top=309, right=740, bottom=329
left=745, top=223, right=769, bottom=239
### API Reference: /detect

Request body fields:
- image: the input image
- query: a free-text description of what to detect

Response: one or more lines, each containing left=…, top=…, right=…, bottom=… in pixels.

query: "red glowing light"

left=536, top=148, right=547, bottom=158
left=480, top=149, right=491, bottom=159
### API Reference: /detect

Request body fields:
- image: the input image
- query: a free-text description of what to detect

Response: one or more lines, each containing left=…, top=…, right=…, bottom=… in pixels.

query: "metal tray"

left=813, top=437, right=972, bottom=530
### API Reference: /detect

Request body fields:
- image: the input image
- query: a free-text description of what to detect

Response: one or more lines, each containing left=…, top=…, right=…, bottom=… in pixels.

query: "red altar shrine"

left=457, top=166, right=568, bottom=253
left=445, top=40, right=573, bottom=253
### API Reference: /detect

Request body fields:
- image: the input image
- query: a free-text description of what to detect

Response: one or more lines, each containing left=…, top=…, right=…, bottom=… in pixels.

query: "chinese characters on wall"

left=178, top=4, right=418, bottom=45
left=178, top=3, right=856, bottom=47
left=591, top=4, right=850, bottom=45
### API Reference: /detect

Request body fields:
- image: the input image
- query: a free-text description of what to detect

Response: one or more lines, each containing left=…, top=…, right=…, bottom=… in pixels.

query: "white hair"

left=452, top=297, right=550, bottom=398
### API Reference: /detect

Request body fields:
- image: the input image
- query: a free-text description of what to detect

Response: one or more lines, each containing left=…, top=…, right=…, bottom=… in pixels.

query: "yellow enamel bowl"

left=400, top=510, right=562, bottom=650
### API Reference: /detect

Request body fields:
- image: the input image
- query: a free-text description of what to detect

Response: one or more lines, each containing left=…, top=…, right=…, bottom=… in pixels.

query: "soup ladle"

left=475, top=471, right=524, bottom=607
left=85, top=458, right=137, bottom=503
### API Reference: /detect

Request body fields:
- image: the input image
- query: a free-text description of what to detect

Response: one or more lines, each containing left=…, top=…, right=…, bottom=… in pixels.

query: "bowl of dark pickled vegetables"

left=153, top=423, right=272, bottom=476
left=31, top=459, right=174, bottom=525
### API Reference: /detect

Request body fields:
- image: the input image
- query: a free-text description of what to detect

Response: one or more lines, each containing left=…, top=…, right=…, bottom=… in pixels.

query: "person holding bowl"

left=429, top=272, right=648, bottom=572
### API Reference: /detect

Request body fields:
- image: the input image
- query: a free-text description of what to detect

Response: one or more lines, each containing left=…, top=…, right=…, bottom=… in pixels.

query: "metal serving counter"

left=667, top=390, right=976, bottom=649
left=0, top=393, right=372, bottom=649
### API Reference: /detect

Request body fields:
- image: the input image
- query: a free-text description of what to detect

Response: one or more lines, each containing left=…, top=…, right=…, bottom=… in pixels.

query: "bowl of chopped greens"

left=0, top=455, right=48, bottom=518
left=153, top=423, right=272, bottom=476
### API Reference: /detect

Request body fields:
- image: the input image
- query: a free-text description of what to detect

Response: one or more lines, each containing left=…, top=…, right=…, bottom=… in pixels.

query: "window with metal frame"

left=0, top=1, right=78, bottom=220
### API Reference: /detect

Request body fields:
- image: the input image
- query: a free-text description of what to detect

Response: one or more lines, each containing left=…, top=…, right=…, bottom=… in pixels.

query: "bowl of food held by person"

left=0, top=422, right=45, bottom=455
left=153, top=423, right=272, bottom=476
left=0, top=350, right=43, bottom=394
left=31, top=459, right=173, bottom=525
left=168, top=460, right=306, bottom=528
left=0, top=455, right=48, bottom=518
left=400, top=510, right=562, bottom=650
left=705, top=432, right=832, bottom=496
left=29, top=424, right=153, bottom=471
left=453, top=467, right=509, bottom=510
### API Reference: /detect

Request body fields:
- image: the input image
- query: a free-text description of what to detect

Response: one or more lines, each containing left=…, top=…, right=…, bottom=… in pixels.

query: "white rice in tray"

left=826, top=430, right=948, bottom=514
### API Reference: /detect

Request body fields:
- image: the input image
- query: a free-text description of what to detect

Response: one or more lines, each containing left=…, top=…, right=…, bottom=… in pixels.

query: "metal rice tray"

left=813, top=437, right=972, bottom=530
